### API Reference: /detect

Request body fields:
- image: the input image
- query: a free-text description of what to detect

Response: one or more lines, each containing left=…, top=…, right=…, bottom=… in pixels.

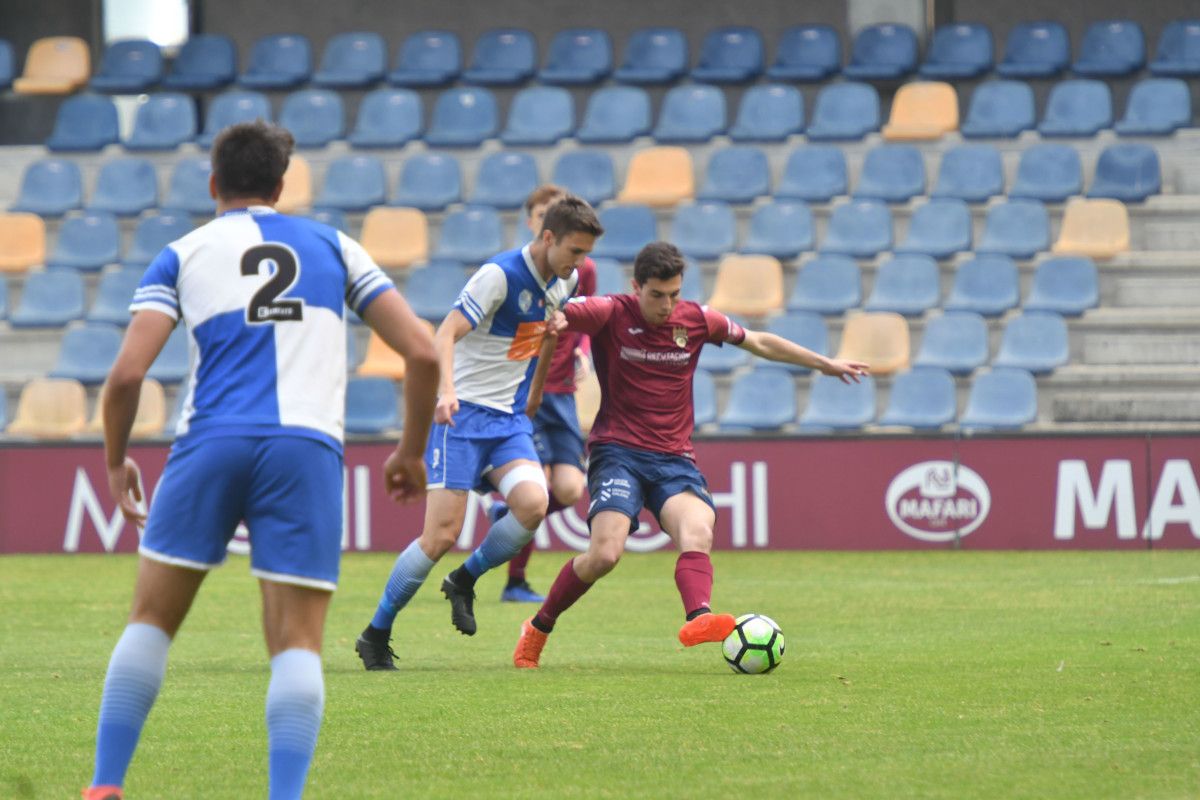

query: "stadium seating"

left=932, top=144, right=1003, bottom=203
left=90, top=39, right=162, bottom=92
left=425, top=87, right=498, bottom=147
left=912, top=311, right=989, bottom=374
left=994, top=311, right=1069, bottom=373
left=501, top=86, right=574, bottom=145
left=47, top=211, right=118, bottom=271
left=11, top=158, right=82, bottom=216
left=307, top=208, right=347, bottom=232
left=1150, top=19, right=1200, bottom=75
left=348, top=88, right=422, bottom=148
left=820, top=200, right=892, bottom=257
left=1038, top=80, right=1112, bottom=137
left=0, top=213, right=46, bottom=273
left=944, top=254, right=1019, bottom=316
left=13, top=36, right=89, bottom=94
left=1010, top=144, right=1082, bottom=203
left=806, top=82, right=880, bottom=140
left=592, top=205, right=657, bottom=261
left=720, top=367, right=797, bottom=431
left=997, top=20, right=1069, bottom=78
left=976, top=199, right=1050, bottom=259
left=1073, top=20, right=1145, bottom=76
left=960, top=80, right=1036, bottom=138
left=313, top=31, right=386, bottom=88
left=0, top=39, right=13, bottom=91
left=920, top=23, right=993, bottom=79
left=388, top=30, right=461, bottom=86
left=124, top=93, right=197, bottom=151
left=539, top=28, right=612, bottom=84
left=698, top=146, right=770, bottom=204
left=1025, top=256, right=1099, bottom=315
left=768, top=24, right=841, bottom=81
left=728, top=84, right=804, bottom=142
left=197, top=90, right=272, bottom=147
left=402, top=263, right=469, bottom=320
left=552, top=151, right=616, bottom=206
left=707, top=254, right=784, bottom=317
left=614, top=27, right=688, bottom=84
left=882, top=81, right=958, bottom=140
left=0, top=276, right=7, bottom=319
left=680, top=259, right=704, bottom=302
left=463, top=28, right=536, bottom=85
left=1115, top=78, right=1191, bottom=135
left=88, top=158, right=159, bottom=217
left=391, top=153, right=461, bottom=211
left=592, top=258, right=627, bottom=296
left=239, top=34, right=312, bottom=89
left=653, top=84, right=726, bottom=143
left=1087, top=144, right=1161, bottom=203
left=788, top=254, right=861, bottom=314
left=345, top=377, right=399, bottom=434
left=836, top=312, right=910, bottom=375
left=1052, top=198, right=1130, bottom=259
left=87, top=267, right=143, bottom=325
left=854, top=144, right=926, bottom=203
left=86, top=378, right=166, bottom=438
left=959, top=367, right=1038, bottom=429
left=576, top=86, right=652, bottom=143
left=670, top=201, right=736, bottom=260
left=864, top=254, right=940, bottom=315
left=162, top=34, right=236, bottom=89
left=45, top=93, right=119, bottom=152
left=470, top=152, right=539, bottom=210
left=765, top=312, right=828, bottom=373
left=692, top=26, right=765, bottom=83
left=896, top=198, right=972, bottom=259
left=693, top=370, right=717, bottom=428
left=433, top=207, right=504, bottom=264
left=276, top=155, right=312, bottom=213
left=279, top=89, right=345, bottom=148
left=163, top=158, right=215, bottom=216
left=357, top=331, right=409, bottom=379
left=618, top=146, right=694, bottom=206
left=9, top=269, right=83, bottom=327
left=124, top=212, right=192, bottom=269
left=147, top=326, right=189, bottom=383
left=799, top=373, right=876, bottom=430
left=316, top=155, right=387, bottom=211
left=777, top=146, right=847, bottom=202
left=6, top=378, right=87, bottom=438
left=843, top=23, right=918, bottom=80
left=877, top=367, right=957, bottom=428
left=741, top=201, right=814, bottom=260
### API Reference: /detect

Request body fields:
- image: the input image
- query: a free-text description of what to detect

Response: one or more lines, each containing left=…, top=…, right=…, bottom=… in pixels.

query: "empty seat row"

left=4, top=377, right=168, bottom=438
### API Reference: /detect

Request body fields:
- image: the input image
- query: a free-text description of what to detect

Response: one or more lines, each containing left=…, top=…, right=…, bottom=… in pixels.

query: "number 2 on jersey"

left=242, top=243, right=304, bottom=323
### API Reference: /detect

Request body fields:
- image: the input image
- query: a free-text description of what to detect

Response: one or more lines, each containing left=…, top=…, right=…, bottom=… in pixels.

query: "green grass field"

left=2, top=550, right=1198, bottom=799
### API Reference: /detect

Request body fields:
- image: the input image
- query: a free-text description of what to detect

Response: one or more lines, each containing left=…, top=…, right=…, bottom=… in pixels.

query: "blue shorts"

left=533, top=392, right=586, bottom=470
left=586, top=442, right=715, bottom=527
left=139, top=435, right=344, bottom=591
left=426, top=402, right=540, bottom=492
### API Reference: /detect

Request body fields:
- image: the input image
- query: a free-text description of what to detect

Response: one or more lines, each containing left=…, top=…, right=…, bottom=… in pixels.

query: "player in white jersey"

left=356, top=196, right=604, bottom=670
left=82, top=122, right=438, bottom=800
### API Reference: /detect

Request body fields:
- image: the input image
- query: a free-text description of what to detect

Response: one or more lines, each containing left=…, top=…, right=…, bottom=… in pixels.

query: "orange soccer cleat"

left=82, top=787, right=123, bottom=800
left=678, top=612, right=737, bottom=647
left=513, top=618, right=548, bottom=669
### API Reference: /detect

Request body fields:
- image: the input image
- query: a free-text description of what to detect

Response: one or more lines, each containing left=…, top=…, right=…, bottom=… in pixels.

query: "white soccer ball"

left=722, top=613, right=785, bottom=674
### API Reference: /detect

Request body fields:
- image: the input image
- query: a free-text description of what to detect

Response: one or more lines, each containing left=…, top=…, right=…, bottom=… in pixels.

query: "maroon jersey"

left=543, top=258, right=596, bottom=394
left=564, top=294, right=746, bottom=457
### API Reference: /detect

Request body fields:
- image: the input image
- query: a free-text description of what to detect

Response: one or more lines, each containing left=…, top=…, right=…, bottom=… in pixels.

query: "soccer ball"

left=722, top=614, right=784, bottom=674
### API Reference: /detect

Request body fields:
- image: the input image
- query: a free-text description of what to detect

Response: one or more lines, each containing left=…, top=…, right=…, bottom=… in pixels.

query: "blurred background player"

left=356, top=195, right=604, bottom=670
left=83, top=121, right=438, bottom=800
left=512, top=242, right=869, bottom=669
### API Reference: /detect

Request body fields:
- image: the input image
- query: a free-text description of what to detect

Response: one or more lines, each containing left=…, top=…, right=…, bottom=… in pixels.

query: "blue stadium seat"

left=50, top=324, right=123, bottom=384
left=387, top=31, right=460, bottom=86
left=148, top=326, right=189, bottom=384
left=913, top=311, right=989, bottom=374
left=197, top=90, right=271, bottom=147
left=614, top=27, right=688, bottom=84
left=799, top=373, right=876, bottom=430
left=1009, top=145, right=1082, bottom=203
left=1073, top=20, right=1145, bottom=77
left=693, top=369, right=717, bottom=427
left=742, top=201, right=814, bottom=260
left=806, top=82, right=880, bottom=140
left=433, top=207, right=504, bottom=264
left=162, top=34, right=236, bottom=90
left=997, top=20, right=1069, bottom=78
left=691, top=26, right=765, bottom=83
left=944, top=254, right=1019, bottom=316
left=1115, top=78, right=1191, bottom=136
left=124, top=212, right=192, bottom=268
left=576, top=86, right=651, bottom=143
left=960, top=80, right=1036, bottom=139
left=896, top=198, right=972, bottom=259
left=425, top=87, right=498, bottom=147
left=11, top=269, right=84, bottom=327
left=1025, top=257, right=1099, bottom=315
left=45, top=94, right=119, bottom=152
left=306, top=208, right=347, bottom=233
left=788, top=255, right=860, bottom=314
left=994, top=311, right=1068, bottom=373
left=0, top=276, right=7, bottom=320
left=592, top=258, right=628, bottom=296
left=976, top=200, right=1050, bottom=259
left=47, top=211, right=120, bottom=271
left=391, top=153, right=460, bottom=211
left=854, top=144, right=926, bottom=203
left=932, top=144, right=1003, bottom=203
left=501, top=86, right=574, bottom=146
left=345, top=377, right=399, bottom=434
left=592, top=205, right=657, bottom=261
left=877, top=367, right=957, bottom=428
left=87, top=267, right=143, bottom=325
left=719, top=367, right=797, bottom=431
left=315, top=155, right=387, bottom=211
left=864, top=254, right=940, bottom=315
left=1038, top=79, right=1112, bottom=137
left=960, top=368, right=1037, bottom=429
left=402, top=263, right=469, bottom=320
left=698, top=315, right=749, bottom=372
left=279, top=89, right=345, bottom=148
left=920, top=23, right=993, bottom=79
left=680, top=258, right=704, bottom=302
left=552, top=151, right=616, bottom=206
left=11, top=158, right=82, bottom=216
left=768, top=24, right=841, bottom=81
left=312, top=31, right=386, bottom=88
left=163, top=158, right=215, bottom=215
left=765, top=312, right=828, bottom=373
left=1150, top=19, right=1200, bottom=76
left=539, top=28, right=612, bottom=84
left=463, top=28, right=536, bottom=85
left=0, top=39, right=14, bottom=91
left=348, top=88, right=421, bottom=148
left=653, top=84, right=726, bottom=143
left=239, top=33, right=312, bottom=89
left=471, top=152, right=540, bottom=210
left=698, top=146, right=770, bottom=204
left=1087, top=143, right=1161, bottom=203
left=670, top=201, right=736, bottom=260
left=729, top=84, right=804, bottom=142
left=125, top=93, right=197, bottom=151
left=843, top=23, right=918, bottom=80
left=88, top=158, right=158, bottom=217
left=820, top=200, right=892, bottom=257
left=90, top=39, right=162, bottom=92
left=777, top=146, right=847, bottom=202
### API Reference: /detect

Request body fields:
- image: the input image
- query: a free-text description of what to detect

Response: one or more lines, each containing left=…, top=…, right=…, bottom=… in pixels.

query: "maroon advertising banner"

left=1, top=436, right=1197, bottom=555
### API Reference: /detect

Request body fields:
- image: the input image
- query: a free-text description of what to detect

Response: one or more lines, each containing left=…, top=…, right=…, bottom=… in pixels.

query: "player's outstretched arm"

left=525, top=324, right=561, bottom=419
left=432, top=310, right=475, bottom=425
left=738, top=329, right=870, bottom=383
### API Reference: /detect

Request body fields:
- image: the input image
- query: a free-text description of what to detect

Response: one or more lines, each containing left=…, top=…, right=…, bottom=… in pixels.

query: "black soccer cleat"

left=355, top=635, right=398, bottom=671
left=441, top=574, right=478, bottom=636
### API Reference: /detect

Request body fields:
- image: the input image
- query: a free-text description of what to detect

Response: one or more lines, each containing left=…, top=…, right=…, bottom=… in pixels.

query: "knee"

left=552, top=476, right=584, bottom=506
left=679, top=523, right=714, bottom=553
left=583, top=544, right=622, bottom=578
left=421, top=523, right=460, bottom=559
left=509, top=497, right=547, bottom=531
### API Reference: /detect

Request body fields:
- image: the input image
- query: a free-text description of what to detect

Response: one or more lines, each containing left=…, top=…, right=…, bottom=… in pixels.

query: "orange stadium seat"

left=276, top=155, right=312, bottom=213
left=0, top=212, right=47, bottom=273
left=7, top=378, right=88, bottom=438
left=882, top=81, right=959, bottom=140
left=360, top=207, right=428, bottom=269
left=1052, top=198, right=1130, bottom=259
left=707, top=254, right=784, bottom=317
left=86, top=379, right=167, bottom=439
left=617, top=146, right=694, bottom=207
left=836, top=312, right=911, bottom=375
left=13, top=36, right=90, bottom=94
left=357, top=319, right=435, bottom=380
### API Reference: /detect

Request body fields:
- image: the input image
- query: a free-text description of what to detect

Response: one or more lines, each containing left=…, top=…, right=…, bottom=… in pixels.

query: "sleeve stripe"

left=132, top=291, right=179, bottom=309
left=348, top=273, right=393, bottom=310
left=129, top=300, right=181, bottom=319
left=345, top=270, right=379, bottom=298
left=460, top=292, right=484, bottom=318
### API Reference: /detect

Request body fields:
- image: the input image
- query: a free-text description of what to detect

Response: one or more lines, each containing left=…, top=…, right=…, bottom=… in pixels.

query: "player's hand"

left=383, top=449, right=427, bottom=504
left=821, top=358, right=871, bottom=384
left=107, top=457, right=147, bottom=527
left=435, top=392, right=459, bottom=425
left=547, top=310, right=567, bottom=336
left=573, top=347, right=591, bottom=384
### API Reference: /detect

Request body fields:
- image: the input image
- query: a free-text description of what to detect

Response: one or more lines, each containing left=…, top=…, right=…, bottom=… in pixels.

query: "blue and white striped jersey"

left=130, top=206, right=394, bottom=448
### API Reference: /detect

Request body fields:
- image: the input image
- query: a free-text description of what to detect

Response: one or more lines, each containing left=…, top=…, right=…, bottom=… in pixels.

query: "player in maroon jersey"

left=512, top=242, right=869, bottom=668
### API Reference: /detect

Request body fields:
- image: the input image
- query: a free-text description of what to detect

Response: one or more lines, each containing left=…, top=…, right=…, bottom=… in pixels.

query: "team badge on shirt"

left=673, top=326, right=688, bottom=348
left=518, top=289, right=533, bottom=312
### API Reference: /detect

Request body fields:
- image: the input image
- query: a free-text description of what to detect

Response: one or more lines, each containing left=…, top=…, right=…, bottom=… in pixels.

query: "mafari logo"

left=885, top=461, right=991, bottom=542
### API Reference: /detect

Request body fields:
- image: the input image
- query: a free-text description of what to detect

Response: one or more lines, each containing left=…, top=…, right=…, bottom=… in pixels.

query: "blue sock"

left=463, top=511, right=535, bottom=578
left=266, top=649, right=324, bottom=800
left=370, top=539, right=436, bottom=631
left=92, top=622, right=171, bottom=787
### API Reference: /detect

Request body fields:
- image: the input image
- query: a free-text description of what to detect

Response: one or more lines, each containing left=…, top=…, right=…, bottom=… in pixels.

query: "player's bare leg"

left=659, top=492, right=736, bottom=646
left=504, top=463, right=585, bottom=602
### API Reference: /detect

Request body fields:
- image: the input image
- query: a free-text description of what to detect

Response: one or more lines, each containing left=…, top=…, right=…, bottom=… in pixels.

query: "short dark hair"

left=211, top=121, right=294, bottom=202
left=524, top=184, right=565, bottom=216
left=541, top=194, right=604, bottom=240
left=633, top=241, right=686, bottom=284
